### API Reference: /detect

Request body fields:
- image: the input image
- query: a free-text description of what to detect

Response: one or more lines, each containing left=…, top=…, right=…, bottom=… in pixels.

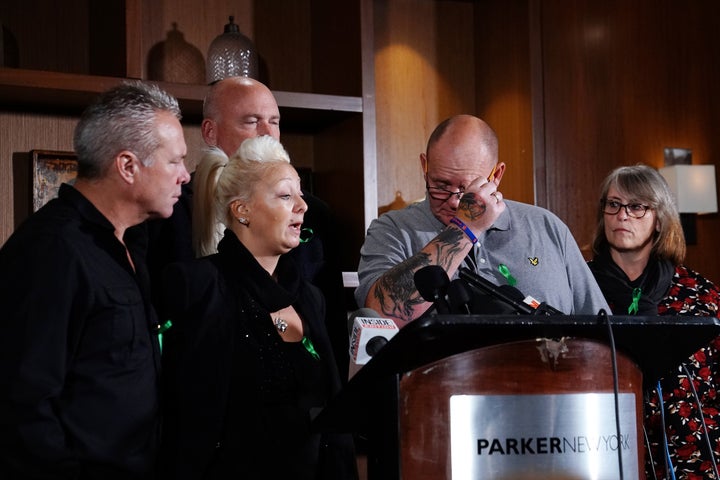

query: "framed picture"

left=31, top=150, right=78, bottom=212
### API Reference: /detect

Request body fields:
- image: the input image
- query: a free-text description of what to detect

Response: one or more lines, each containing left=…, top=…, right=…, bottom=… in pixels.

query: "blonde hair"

left=192, top=135, right=291, bottom=256
left=592, top=164, right=686, bottom=265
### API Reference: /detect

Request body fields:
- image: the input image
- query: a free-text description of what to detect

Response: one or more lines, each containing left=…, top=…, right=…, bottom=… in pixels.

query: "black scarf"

left=588, top=247, right=674, bottom=315
left=215, top=229, right=301, bottom=313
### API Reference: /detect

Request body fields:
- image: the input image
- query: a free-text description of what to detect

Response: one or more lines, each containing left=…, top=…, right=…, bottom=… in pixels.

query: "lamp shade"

left=659, top=165, right=718, bottom=214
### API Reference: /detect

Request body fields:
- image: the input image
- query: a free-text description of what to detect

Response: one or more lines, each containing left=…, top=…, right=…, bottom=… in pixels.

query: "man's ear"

left=201, top=118, right=217, bottom=146
left=116, top=151, right=139, bottom=184
left=420, top=152, right=428, bottom=177
left=491, top=162, right=507, bottom=185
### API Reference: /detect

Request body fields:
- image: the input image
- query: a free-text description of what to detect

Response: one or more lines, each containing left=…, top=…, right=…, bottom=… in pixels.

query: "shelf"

left=0, top=68, right=363, bottom=132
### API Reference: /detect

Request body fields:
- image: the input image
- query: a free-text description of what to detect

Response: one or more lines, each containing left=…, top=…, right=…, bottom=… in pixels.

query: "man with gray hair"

left=0, top=81, right=190, bottom=479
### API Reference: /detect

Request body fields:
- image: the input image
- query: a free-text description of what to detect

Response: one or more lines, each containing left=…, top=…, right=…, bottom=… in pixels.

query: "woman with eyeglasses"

left=588, top=164, right=720, bottom=479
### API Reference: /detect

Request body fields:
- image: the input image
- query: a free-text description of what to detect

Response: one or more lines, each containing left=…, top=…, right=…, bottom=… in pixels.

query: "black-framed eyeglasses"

left=425, top=182, right=464, bottom=202
left=600, top=199, right=651, bottom=218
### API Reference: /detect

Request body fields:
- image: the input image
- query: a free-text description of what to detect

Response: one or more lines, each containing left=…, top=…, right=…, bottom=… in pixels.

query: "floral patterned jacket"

left=646, top=265, right=720, bottom=480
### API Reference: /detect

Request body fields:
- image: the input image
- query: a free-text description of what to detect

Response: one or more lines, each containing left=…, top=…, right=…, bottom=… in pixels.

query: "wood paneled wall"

left=474, top=0, right=535, bottom=206
left=532, top=0, right=720, bottom=283
left=374, top=0, right=535, bottom=212
left=374, top=0, right=478, bottom=209
left=374, top=0, right=720, bottom=284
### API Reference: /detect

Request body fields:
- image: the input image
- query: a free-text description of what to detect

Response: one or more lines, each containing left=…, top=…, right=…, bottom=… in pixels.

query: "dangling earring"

left=237, top=217, right=249, bottom=226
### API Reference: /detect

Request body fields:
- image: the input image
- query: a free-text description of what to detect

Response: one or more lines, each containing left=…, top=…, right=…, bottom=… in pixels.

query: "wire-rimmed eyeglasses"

left=601, top=199, right=651, bottom=218
left=425, top=182, right=464, bottom=202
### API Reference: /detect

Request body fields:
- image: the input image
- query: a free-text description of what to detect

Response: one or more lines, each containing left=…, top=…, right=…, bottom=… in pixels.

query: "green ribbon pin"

left=628, top=288, right=641, bottom=315
left=299, top=227, right=314, bottom=244
left=302, top=336, right=320, bottom=360
left=498, top=264, right=517, bottom=287
left=158, top=320, right=173, bottom=353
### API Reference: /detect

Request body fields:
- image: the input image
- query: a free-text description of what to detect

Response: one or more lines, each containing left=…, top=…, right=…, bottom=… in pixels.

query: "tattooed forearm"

left=458, top=193, right=486, bottom=219
left=374, top=252, right=431, bottom=320
left=432, top=228, right=466, bottom=271
left=372, top=224, right=471, bottom=322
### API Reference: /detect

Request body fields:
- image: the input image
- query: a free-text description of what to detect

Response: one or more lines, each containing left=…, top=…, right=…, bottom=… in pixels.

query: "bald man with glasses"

left=355, top=114, right=608, bottom=326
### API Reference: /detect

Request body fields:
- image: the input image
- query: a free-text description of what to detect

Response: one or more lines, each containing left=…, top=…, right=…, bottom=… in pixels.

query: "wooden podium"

left=314, top=314, right=720, bottom=480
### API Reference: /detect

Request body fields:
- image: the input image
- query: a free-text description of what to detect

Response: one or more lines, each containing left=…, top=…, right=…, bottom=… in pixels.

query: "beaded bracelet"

left=449, top=216, right=478, bottom=245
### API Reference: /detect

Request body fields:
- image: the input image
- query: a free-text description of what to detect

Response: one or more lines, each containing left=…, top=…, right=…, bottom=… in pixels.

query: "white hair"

left=192, top=136, right=292, bottom=256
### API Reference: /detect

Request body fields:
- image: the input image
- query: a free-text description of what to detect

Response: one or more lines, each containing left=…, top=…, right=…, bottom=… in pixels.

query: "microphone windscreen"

left=414, top=265, right=453, bottom=314
left=414, top=265, right=450, bottom=302
left=365, top=336, right=389, bottom=356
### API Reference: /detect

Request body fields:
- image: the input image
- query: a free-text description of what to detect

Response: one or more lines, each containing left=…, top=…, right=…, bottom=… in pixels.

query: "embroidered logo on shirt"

left=528, top=257, right=539, bottom=266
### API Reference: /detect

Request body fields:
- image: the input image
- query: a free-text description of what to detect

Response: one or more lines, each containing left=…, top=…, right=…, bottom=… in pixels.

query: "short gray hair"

left=73, top=81, right=181, bottom=178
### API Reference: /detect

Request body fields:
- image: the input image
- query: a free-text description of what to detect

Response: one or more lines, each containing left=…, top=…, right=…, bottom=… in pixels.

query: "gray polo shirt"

left=355, top=198, right=609, bottom=315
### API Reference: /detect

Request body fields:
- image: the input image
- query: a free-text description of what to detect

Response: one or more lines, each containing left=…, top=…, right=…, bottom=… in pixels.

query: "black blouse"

left=160, top=230, right=356, bottom=480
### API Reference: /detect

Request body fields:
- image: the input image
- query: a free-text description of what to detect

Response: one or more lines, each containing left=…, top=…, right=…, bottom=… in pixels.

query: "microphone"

left=458, top=267, right=563, bottom=315
left=459, top=268, right=534, bottom=314
left=414, top=265, right=451, bottom=314
left=445, top=276, right=518, bottom=315
left=447, top=278, right=472, bottom=314
left=348, top=308, right=400, bottom=379
left=347, top=307, right=381, bottom=336
left=470, top=285, right=526, bottom=315
left=520, top=291, right=564, bottom=315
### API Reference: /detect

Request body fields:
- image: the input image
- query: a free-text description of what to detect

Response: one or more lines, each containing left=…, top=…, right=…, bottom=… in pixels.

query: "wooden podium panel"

left=398, top=338, right=644, bottom=479
left=313, top=315, right=720, bottom=479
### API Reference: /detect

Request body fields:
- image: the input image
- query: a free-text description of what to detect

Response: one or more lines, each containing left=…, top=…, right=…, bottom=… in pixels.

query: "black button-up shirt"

left=0, top=184, right=161, bottom=479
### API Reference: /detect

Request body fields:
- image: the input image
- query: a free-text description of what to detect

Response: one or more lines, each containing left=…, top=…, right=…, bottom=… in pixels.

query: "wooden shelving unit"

left=0, top=68, right=362, bottom=128
left=0, top=0, right=377, bottom=271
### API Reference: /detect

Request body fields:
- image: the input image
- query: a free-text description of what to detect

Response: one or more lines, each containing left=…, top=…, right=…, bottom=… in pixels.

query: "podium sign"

left=398, top=338, right=644, bottom=478
left=450, top=393, right=638, bottom=479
